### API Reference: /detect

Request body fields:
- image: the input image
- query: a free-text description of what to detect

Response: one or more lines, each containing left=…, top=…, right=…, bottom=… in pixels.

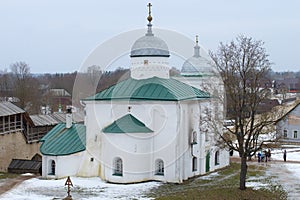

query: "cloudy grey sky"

left=0, top=0, right=299, bottom=73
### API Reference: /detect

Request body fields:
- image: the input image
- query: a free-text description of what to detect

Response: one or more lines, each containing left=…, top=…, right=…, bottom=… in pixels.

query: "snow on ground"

left=197, top=172, right=219, bottom=180
left=285, top=163, right=300, bottom=177
left=246, top=181, right=269, bottom=190
left=0, top=177, right=160, bottom=200
left=271, top=148, right=300, bottom=161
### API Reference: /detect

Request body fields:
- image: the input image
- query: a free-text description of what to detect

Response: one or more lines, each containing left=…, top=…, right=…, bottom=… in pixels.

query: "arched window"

left=51, top=160, right=55, bottom=175
left=294, top=131, right=298, bottom=139
left=192, top=157, right=197, bottom=171
left=155, top=159, right=164, bottom=176
left=113, top=157, right=123, bottom=176
left=215, top=151, right=220, bottom=165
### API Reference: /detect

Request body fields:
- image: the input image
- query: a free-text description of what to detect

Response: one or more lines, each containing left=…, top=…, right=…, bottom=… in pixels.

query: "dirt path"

left=266, top=162, right=300, bottom=200
left=0, top=175, right=36, bottom=196
left=231, top=157, right=300, bottom=199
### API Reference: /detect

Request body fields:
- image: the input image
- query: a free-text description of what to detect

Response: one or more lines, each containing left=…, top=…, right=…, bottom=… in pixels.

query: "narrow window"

left=205, top=130, right=209, bottom=142
left=144, top=60, right=148, bottom=65
left=294, top=131, right=298, bottom=139
left=155, top=159, right=164, bottom=176
left=283, top=130, right=287, bottom=138
left=215, top=151, right=220, bottom=165
left=51, top=160, right=56, bottom=175
left=192, top=131, right=197, bottom=144
left=192, top=157, right=197, bottom=171
left=113, top=157, right=123, bottom=176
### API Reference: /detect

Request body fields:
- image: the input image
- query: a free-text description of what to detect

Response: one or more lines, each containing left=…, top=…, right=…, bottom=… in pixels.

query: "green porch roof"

left=40, top=123, right=86, bottom=156
left=84, top=77, right=210, bottom=101
left=103, top=114, right=153, bottom=133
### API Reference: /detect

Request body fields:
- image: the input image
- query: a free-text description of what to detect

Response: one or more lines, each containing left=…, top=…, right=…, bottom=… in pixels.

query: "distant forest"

left=0, top=61, right=299, bottom=114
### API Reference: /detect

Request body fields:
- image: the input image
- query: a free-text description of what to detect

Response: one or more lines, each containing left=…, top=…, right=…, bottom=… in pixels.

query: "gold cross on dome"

left=147, top=3, right=152, bottom=16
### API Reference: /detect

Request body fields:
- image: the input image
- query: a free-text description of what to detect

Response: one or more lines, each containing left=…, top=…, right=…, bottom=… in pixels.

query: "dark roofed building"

left=26, top=112, right=84, bottom=143
left=257, top=99, right=280, bottom=114
left=8, top=158, right=42, bottom=174
left=0, top=101, right=26, bottom=135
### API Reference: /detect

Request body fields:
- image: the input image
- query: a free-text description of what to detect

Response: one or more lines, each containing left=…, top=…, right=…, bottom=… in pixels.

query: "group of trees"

left=0, top=63, right=129, bottom=114
left=0, top=62, right=41, bottom=113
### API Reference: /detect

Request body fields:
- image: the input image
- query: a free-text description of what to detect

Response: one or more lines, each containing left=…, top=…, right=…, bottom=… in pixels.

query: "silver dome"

left=181, top=41, right=216, bottom=76
left=181, top=56, right=215, bottom=75
left=130, top=23, right=169, bottom=57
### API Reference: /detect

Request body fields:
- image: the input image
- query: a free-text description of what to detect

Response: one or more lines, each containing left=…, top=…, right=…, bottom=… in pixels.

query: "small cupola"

left=181, top=35, right=216, bottom=76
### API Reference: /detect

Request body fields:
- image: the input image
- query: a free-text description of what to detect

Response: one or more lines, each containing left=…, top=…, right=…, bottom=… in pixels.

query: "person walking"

left=283, top=150, right=287, bottom=162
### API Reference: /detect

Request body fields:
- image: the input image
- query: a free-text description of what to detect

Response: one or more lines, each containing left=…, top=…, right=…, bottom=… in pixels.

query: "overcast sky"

left=0, top=0, right=299, bottom=73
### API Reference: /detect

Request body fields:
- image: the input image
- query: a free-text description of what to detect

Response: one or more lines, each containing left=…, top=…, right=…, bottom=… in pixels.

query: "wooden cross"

left=65, top=176, right=73, bottom=198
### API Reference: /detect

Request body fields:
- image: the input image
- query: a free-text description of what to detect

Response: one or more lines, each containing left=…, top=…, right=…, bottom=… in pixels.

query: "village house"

left=40, top=4, right=229, bottom=183
left=276, top=101, right=300, bottom=142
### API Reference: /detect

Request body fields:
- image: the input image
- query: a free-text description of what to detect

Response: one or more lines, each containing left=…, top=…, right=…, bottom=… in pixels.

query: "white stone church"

left=40, top=5, right=229, bottom=183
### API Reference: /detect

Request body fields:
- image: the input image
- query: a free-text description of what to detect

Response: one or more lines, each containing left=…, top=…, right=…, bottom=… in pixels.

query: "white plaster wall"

left=276, top=105, right=300, bottom=141
left=131, top=57, right=169, bottom=67
left=77, top=151, right=101, bottom=177
left=83, top=94, right=229, bottom=183
left=42, top=152, right=84, bottom=179
left=219, top=149, right=230, bottom=169
left=130, top=56, right=170, bottom=79
left=85, top=100, right=183, bottom=183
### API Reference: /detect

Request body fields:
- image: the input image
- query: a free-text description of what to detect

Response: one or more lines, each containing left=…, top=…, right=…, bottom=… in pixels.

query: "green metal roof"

left=84, top=77, right=210, bottom=101
left=103, top=114, right=153, bottom=133
left=40, top=123, right=86, bottom=156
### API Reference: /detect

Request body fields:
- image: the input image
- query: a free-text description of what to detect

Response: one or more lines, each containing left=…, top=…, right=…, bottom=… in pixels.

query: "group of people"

left=257, top=149, right=287, bottom=162
left=257, top=149, right=271, bottom=162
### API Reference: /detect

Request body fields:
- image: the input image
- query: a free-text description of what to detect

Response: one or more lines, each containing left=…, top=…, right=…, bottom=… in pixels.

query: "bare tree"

left=10, top=62, right=41, bottom=113
left=210, top=35, right=280, bottom=190
left=86, top=65, right=102, bottom=89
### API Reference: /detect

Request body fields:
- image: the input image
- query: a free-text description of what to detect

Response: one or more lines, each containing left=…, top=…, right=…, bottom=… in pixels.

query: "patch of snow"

left=246, top=181, right=269, bottom=190
left=197, top=172, right=219, bottom=180
left=258, top=132, right=276, bottom=142
left=21, top=173, right=35, bottom=176
left=285, top=163, right=300, bottom=177
left=247, top=176, right=265, bottom=181
left=271, top=148, right=300, bottom=161
left=281, top=144, right=300, bottom=148
left=0, top=177, right=160, bottom=200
